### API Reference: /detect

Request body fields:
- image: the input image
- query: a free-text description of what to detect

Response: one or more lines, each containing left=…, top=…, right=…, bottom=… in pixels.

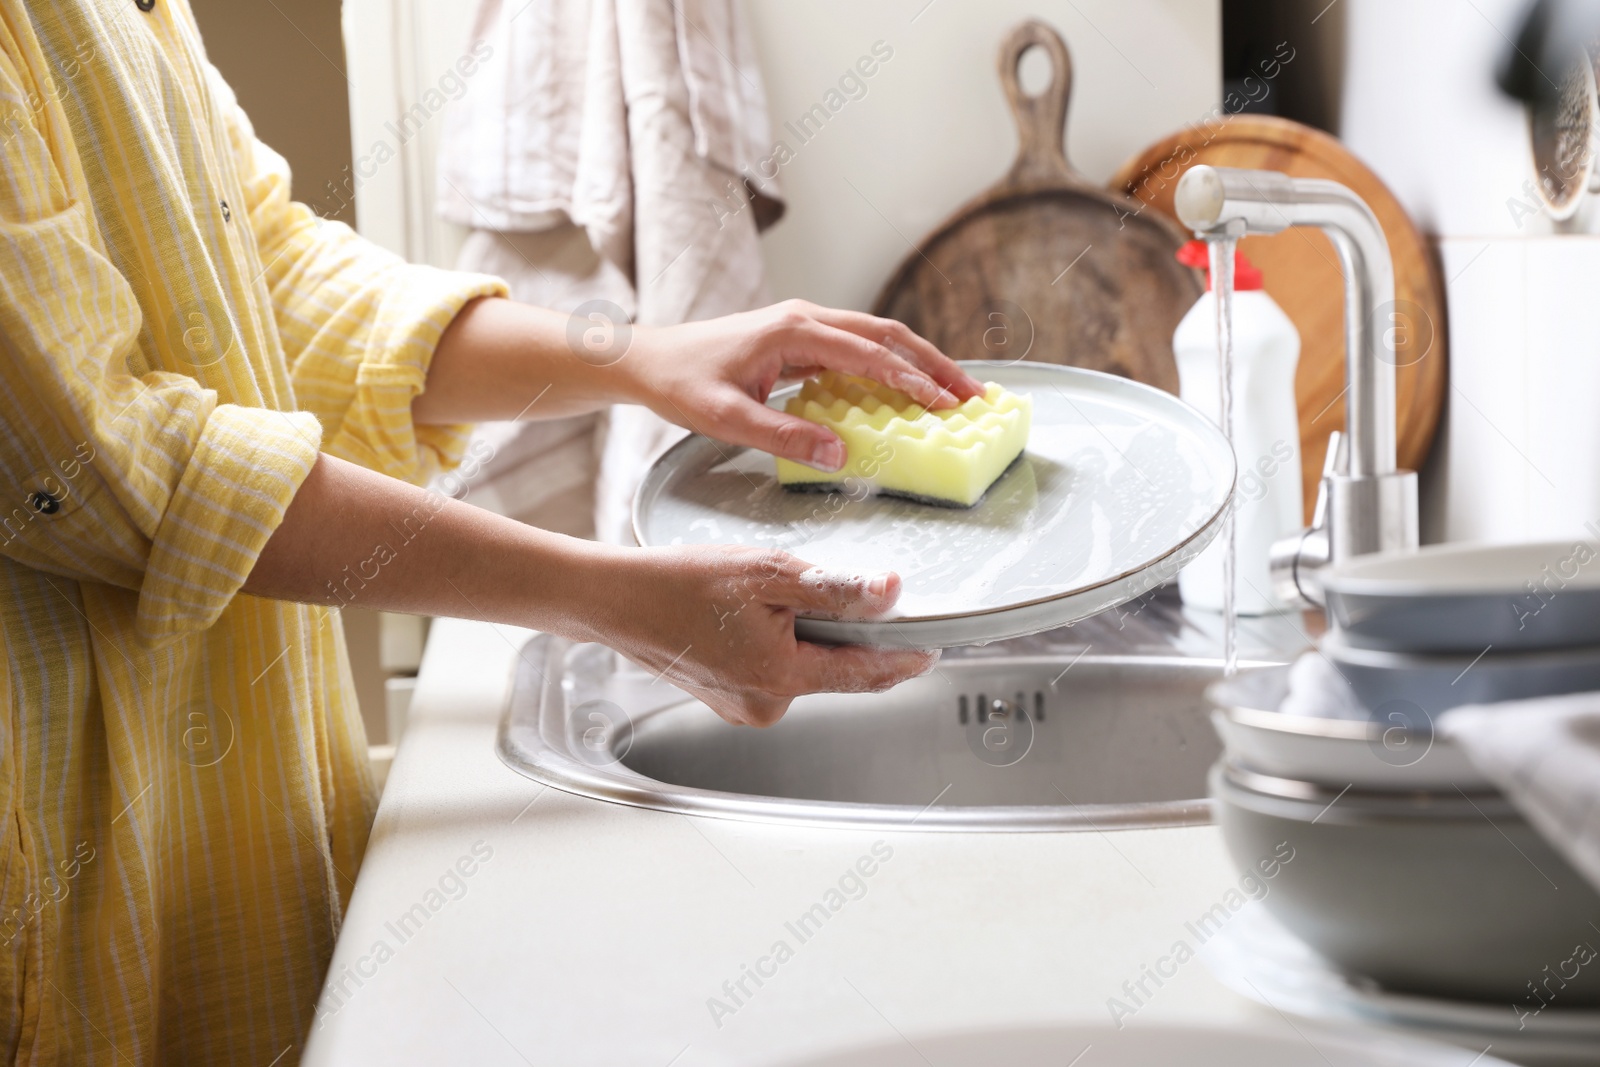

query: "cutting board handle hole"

left=1016, top=44, right=1053, bottom=98
left=997, top=20, right=1077, bottom=186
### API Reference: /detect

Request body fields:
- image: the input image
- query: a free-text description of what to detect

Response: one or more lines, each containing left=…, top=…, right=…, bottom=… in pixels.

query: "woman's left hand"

left=624, top=300, right=986, bottom=472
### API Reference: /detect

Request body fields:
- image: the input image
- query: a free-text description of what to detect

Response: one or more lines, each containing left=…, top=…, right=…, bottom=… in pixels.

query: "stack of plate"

left=1210, top=538, right=1600, bottom=793
left=1207, top=663, right=1600, bottom=1010
left=1319, top=540, right=1600, bottom=717
left=1204, top=540, right=1600, bottom=1013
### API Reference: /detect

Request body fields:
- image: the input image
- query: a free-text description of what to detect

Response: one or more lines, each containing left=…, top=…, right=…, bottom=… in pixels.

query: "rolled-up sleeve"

left=0, top=46, right=322, bottom=642
left=213, top=68, right=509, bottom=488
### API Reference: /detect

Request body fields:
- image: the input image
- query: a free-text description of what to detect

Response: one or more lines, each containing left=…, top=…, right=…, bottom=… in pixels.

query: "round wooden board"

left=1108, top=116, right=1447, bottom=524
left=872, top=21, right=1201, bottom=398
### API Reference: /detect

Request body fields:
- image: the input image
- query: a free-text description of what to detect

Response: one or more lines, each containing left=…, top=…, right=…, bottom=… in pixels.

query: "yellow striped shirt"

left=0, top=1, right=505, bottom=1062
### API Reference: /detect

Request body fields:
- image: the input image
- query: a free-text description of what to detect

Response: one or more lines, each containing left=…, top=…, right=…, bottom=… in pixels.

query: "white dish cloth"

left=1440, top=693, right=1600, bottom=894
left=1277, top=650, right=1369, bottom=720
left=436, top=0, right=784, bottom=542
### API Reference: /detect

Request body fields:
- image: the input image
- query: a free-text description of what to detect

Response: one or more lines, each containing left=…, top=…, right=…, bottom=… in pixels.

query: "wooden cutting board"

left=1108, top=116, right=1447, bottom=524
left=871, top=20, right=1200, bottom=392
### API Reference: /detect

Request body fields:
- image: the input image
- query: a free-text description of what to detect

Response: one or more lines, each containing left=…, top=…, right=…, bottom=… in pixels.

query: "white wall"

left=343, top=0, right=478, bottom=267
left=1339, top=0, right=1583, bottom=240
left=345, top=0, right=1220, bottom=295
left=1340, top=0, right=1600, bottom=544
left=743, top=0, right=1221, bottom=310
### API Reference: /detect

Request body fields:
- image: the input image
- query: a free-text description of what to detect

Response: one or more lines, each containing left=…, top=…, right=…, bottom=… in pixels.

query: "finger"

left=725, top=397, right=847, bottom=470
left=767, top=563, right=902, bottom=621
left=786, top=319, right=959, bottom=411
left=790, top=643, right=941, bottom=695
left=803, top=307, right=986, bottom=402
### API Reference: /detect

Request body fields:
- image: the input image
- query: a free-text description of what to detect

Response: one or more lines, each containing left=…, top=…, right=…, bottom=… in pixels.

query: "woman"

left=0, top=2, right=979, bottom=1063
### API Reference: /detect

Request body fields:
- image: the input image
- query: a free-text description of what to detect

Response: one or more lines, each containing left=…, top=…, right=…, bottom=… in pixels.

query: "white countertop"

left=303, top=617, right=1288, bottom=1065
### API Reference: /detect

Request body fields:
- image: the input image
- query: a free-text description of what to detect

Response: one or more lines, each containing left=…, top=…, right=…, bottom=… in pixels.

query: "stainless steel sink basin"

left=496, top=594, right=1304, bottom=831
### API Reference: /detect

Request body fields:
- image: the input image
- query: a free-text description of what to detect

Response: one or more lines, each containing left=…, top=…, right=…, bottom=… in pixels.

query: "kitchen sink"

left=497, top=589, right=1308, bottom=831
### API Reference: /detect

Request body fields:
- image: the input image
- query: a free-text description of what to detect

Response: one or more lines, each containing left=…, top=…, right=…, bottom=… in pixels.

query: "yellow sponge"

left=773, top=372, right=1033, bottom=507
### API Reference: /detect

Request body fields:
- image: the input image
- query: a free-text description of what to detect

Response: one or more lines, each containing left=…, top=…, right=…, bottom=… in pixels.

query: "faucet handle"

left=1310, top=430, right=1345, bottom=529
left=1269, top=430, right=1343, bottom=609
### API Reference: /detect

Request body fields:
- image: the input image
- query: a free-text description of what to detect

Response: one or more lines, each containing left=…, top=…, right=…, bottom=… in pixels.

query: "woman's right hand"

left=591, top=545, right=940, bottom=726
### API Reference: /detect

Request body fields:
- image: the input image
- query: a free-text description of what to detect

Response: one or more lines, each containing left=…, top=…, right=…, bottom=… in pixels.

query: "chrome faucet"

left=1173, top=165, right=1418, bottom=606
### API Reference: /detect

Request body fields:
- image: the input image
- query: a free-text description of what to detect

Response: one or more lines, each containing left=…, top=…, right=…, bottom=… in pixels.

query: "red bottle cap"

left=1176, top=239, right=1263, bottom=290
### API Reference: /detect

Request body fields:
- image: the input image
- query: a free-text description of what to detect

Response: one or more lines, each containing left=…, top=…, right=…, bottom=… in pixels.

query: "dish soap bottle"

left=1172, top=240, right=1302, bottom=615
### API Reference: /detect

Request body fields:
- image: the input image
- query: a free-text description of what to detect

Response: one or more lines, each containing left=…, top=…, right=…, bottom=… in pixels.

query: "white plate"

left=632, top=362, right=1235, bottom=649
left=1207, top=666, right=1494, bottom=791
left=1203, top=905, right=1600, bottom=1067
left=773, top=1022, right=1518, bottom=1067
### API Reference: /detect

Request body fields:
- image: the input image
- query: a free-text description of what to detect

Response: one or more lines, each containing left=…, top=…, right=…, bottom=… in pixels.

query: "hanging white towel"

left=438, top=0, right=783, bottom=541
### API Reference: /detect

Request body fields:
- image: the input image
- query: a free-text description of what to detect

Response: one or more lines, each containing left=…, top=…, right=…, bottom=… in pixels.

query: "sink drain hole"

left=958, top=690, right=1047, bottom=724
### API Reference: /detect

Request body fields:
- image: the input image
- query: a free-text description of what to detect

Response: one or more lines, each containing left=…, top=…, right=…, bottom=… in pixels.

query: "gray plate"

left=1206, top=666, right=1492, bottom=792
left=1322, top=630, right=1600, bottom=717
left=1323, top=539, right=1600, bottom=652
left=632, top=362, right=1235, bottom=649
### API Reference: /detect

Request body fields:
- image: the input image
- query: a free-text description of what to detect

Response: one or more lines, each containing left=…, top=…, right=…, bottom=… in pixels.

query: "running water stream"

left=1206, top=236, right=1240, bottom=676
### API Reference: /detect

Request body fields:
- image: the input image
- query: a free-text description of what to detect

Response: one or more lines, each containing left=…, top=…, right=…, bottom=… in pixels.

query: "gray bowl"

left=1322, top=631, right=1600, bottom=718
left=1323, top=540, right=1600, bottom=653
left=1212, top=762, right=1600, bottom=1005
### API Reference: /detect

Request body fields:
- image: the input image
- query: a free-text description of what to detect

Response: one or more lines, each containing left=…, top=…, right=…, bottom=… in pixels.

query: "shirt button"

left=136, top=0, right=155, bottom=10
left=221, top=199, right=231, bottom=222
